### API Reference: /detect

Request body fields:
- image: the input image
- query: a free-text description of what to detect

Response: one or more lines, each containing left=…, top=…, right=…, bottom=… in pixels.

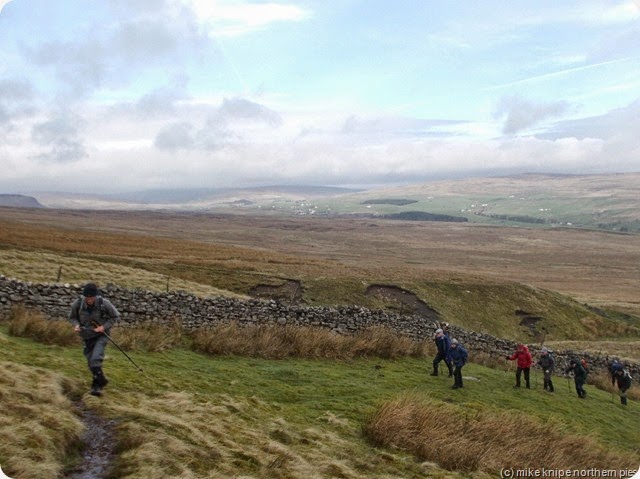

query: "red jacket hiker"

left=507, top=344, right=533, bottom=388
left=507, top=344, right=532, bottom=368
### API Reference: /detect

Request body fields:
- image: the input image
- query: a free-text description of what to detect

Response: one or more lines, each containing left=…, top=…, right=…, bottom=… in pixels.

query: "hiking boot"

left=90, top=385, right=103, bottom=397
left=91, top=367, right=109, bottom=389
left=621, top=396, right=627, bottom=406
left=451, top=384, right=460, bottom=389
left=548, top=382, right=554, bottom=393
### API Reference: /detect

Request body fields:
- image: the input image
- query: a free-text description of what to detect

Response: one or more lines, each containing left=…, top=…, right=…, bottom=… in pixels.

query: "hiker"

left=506, top=343, right=532, bottom=389
left=431, top=328, right=453, bottom=377
left=564, top=358, right=588, bottom=399
left=609, top=359, right=623, bottom=382
left=537, top=347, right=555, bottom=392
left=68, top=283, right=120, bottom=396
left=447, top=338, right=468, bottom=389
left=612, top=367, right=632, bottom=406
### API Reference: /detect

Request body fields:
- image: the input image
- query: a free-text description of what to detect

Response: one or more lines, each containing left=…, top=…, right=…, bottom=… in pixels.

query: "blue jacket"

left=448, top=344, right=468, bottom=367
left=435, top=334, right=451, bottom=356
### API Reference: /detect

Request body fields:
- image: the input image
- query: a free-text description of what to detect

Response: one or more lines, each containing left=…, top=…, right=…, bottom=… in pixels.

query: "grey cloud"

left=538, top=99, right=640, bottom=141
left=495, top=96, right=570, bottom=134
left=136, top=79, right=188, bottom=116
left=31, top=115, right=87, bottom=163
left=195, top=125, right=238, bottom=151
left=215, top=98, right=283, bottom=127
left=113, top=20, right=181, bottom=63
left=23, top=39, right=108, bottom=96
left=0, top=78, right=34, bottom=101
left=0, top=77, right=36, bottom=126
left=154, top=98, right=282, bottom=152
left=154, top=122, right=195, bottom=151
left=20, top=3, right=216, bottom=101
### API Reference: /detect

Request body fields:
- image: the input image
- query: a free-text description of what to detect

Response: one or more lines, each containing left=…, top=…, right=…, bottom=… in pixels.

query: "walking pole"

left=85, top=324, right=144, bottom=372
left=101, top=329, right=144, bottom=372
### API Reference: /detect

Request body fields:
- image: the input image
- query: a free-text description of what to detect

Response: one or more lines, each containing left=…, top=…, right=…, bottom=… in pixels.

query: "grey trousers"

left=83, top=335, right=109, bottom=369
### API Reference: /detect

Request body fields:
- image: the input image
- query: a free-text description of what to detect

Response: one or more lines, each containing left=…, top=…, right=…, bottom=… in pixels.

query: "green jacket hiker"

left=564, top=358, right=588, bottom=399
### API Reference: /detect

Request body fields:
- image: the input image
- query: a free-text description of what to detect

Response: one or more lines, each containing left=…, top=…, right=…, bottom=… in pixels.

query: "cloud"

left=31, top=115, right=88, bottom=163
left=0, top=78, right=35, bottom=127
left=154, top=122, right=196, bottom=151
left=216, top=97, right=283, bottom=126
left=0, top=0, right=13, bottom=13
left=154, top=97, right=282, bottom=152
left=184, top=0, right=312, bottom=36
left=538, top=99, right=640, bottom=144
left=495, top=96, right=570, bottom=135
left=18, top=2, right=216, bottom=102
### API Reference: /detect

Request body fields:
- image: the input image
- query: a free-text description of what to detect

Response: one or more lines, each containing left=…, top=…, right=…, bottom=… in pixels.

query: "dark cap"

left=82, top=283, right=98, bottom=297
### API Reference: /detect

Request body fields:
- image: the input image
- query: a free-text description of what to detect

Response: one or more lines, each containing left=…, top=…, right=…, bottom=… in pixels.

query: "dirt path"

left=66, top=402, right=118, bottom=479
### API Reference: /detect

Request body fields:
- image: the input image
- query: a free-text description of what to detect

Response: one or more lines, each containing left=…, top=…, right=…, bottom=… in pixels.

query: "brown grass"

left=588, top=370, right=640, bottom=401
left=6, top=306, right=79, bottom=347
left=190, top=323, right=428, bottom=360
left=1, top=207, right=640, bottom=315
left=96, top=392, right=455, bottom=479
left=0, top=362, right=84, bottom=479
left=362, top=395, right=636, bottom=473
left=111, top=319, right=184, bottom=352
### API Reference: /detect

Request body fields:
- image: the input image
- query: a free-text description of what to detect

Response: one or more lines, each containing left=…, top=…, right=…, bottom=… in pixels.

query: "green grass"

left=1, top=324, right=638, bottom=478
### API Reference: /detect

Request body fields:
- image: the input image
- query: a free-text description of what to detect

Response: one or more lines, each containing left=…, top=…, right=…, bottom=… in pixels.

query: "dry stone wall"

left=1, top=275, right=637, bottom=377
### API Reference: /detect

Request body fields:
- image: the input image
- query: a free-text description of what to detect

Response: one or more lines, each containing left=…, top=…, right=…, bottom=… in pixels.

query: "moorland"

left=1, top=173, right=639, bottom=478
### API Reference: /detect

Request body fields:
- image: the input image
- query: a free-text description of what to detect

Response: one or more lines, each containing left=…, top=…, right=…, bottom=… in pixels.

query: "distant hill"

left=33, top=185, right=362, bottom=210
left=23, top=173, right=640, bottom=232
left=328, top=173, right=640, bottom=232
left=0, top=194, right=44, bottom=208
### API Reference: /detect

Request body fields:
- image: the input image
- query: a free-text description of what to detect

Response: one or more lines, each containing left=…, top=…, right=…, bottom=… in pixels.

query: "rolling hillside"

left=25, top=173, right=640, bottom=232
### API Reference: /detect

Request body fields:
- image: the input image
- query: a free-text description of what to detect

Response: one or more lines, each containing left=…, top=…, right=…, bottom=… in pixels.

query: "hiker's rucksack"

left=580, top=358, right=589, bottom=374
left=73, top=296, right=108, bottom=323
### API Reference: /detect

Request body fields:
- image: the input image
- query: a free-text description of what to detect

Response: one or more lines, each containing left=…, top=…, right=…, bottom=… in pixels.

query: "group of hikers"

left=430, top=323, right=633, bottom=406
left=68, top=282, right=633, bottom=405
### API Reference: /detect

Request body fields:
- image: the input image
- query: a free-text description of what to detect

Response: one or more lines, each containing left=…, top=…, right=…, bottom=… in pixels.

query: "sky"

left=0, top=0, right=639, bottom=193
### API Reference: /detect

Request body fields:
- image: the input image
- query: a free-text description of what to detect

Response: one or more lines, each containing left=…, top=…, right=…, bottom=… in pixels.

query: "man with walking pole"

left=69, top=283, right=120, bottom=396
left=612, top=367, right=633, bottom=406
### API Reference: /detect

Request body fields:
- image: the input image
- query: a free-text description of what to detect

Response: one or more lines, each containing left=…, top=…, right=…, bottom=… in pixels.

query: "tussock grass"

left=6, top=306, right=79, bottom=347
left=0, top=362, right=84, bottom=479
left=97, top=392, right=439, bottom=479
left=362, top=394, right=632, bottom=473
left=588, top=370, right=640, bottom=401
left=112, top=319, right=184, bottom=352
left=190, top=323, right=427, bottom=360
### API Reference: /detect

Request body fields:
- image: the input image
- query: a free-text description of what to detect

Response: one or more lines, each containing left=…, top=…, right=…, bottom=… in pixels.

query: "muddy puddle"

left=66, top=403, right=118, bottom=479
